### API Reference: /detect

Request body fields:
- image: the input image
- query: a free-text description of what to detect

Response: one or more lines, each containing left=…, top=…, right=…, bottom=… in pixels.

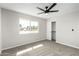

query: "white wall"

left=56, top=11, right=79, bottom=49
left=47, top=11, right=79, bottom=49
left=1, top=8, right=47, bottom=50
left=0, top=8, right=1, bottom=53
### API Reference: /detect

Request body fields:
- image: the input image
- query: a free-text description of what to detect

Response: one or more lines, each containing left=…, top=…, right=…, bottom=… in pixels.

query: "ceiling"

left=0, top=3, right=79, bottom=19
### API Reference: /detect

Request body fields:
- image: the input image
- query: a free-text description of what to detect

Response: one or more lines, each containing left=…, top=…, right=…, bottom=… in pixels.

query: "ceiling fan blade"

left=49, top=10, right=59, bottom=12
left=37, top=7, right=45, bottom=11
left=48, top=3, right=57, bottom=11
left=37, top=12, right=44, bottom=14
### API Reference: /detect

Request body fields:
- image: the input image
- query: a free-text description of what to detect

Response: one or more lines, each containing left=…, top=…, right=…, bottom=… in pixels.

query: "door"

left=51, top=22, right=56, bottom=41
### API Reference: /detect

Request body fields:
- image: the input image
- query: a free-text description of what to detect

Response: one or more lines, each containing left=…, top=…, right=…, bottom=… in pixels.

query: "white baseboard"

left=56, top=41, right=79, bottom=49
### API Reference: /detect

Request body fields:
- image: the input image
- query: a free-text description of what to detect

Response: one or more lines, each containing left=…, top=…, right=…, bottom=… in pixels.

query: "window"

left=30, top=21, right=39, bottom=33
left=19, top=18, right=39, bottom=34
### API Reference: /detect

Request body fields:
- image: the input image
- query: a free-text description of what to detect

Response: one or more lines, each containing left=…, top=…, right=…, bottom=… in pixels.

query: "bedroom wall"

left=56, top=11, right=79, bottom=49
left=1, top=8, right=47, bottom=50
left=47, top=11, right=79, bottom=49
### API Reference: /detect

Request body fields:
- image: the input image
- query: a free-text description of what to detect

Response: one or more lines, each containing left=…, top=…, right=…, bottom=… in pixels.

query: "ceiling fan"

left=37, top=3, right=59, bottom=15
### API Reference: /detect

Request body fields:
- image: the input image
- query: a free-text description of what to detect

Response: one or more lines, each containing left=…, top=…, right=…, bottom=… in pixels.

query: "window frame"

left=19, top=18, right=39, bottom=34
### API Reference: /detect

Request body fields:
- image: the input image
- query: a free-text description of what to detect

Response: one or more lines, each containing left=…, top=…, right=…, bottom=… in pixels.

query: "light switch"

left=72, top=29, right=74, bottom=31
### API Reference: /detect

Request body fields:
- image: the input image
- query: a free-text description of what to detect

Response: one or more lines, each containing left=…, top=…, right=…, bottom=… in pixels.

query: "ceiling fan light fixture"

left=37, top=3, right=59, bottom=15
left=45, top=13, right=48, bottom=15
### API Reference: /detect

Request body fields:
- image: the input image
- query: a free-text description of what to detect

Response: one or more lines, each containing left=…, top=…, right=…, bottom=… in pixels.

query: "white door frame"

left=47, top=19, right=56, bottom=40
left=0, top=8, right=1, bottom=54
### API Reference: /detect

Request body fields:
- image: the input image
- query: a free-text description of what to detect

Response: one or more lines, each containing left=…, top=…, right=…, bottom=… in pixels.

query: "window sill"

left=19, top=31, right=39, bottom=34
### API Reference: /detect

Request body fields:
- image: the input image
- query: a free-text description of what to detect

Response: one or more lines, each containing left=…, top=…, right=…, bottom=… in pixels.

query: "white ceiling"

left=0, top=3, right=79, bottom=19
